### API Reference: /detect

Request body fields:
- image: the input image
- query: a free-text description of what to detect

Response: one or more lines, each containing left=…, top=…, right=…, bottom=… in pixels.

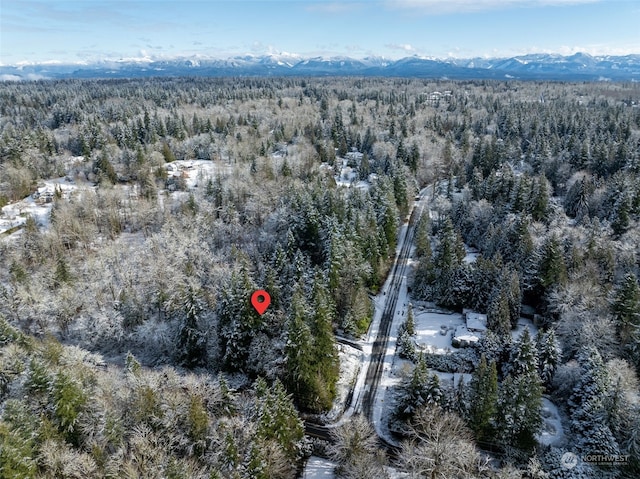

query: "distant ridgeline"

left=2, top=52, right=640, bottom=81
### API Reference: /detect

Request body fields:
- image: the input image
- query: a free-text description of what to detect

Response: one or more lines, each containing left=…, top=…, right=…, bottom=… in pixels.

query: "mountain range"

left=2, top=52, right=639, bottom=81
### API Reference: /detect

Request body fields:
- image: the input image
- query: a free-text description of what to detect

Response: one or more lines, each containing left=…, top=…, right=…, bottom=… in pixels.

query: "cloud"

left=0, top=74, right=23, bottom=81
left=385, top=0, right=600, bottom=14
left=386, top=43, right=415, bottom=52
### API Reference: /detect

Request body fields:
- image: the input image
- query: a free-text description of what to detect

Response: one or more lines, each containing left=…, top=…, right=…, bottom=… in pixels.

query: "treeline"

left=403, top=82, right=640, bottom=475
left=1, top=76, right=640, bottom=477
left=0, top=319, right=305, bottom=478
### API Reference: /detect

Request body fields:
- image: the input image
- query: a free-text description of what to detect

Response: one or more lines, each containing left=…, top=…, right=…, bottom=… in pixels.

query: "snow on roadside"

left=323, top=343, right=362, bottom=423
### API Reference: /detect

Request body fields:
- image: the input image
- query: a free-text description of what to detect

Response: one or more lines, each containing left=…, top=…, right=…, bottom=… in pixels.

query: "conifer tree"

left=217, top=268, right=257, bottom=372
left=414, top=216, right=431, bottom=260
left=175, top=285, right=207, bottom=368
left=395, top=356, right=442, bottom=422
left=538, top=234, right=567, bottom=290
left=569, top=347, right=620, bottom=456
left=612, top=273, right=640, bottom=344
left=255, top=379, right=304, bottom=462
left=309, top=273, right=339, bottom=407
left=536, top=329, right=559, bottom=388
left=506, top=328, right=538, bottom=378
left=487, top=288, right=511, bottom=338
left=468, top=354, right=498, bottom=442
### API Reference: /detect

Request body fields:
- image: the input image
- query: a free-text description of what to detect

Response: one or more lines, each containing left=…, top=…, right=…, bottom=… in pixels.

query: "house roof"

left=466, top=311, right=488, bottom=332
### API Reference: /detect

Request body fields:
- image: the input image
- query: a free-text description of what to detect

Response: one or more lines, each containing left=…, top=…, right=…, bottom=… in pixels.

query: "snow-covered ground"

left=302, top=456, right=336, bottom=479
left=164, top=159, right=232, bottom=189
left=356, top=186, right=563, bottom=449
left=537, top=397, right=566, bottom=446
left=0, top=160, right=232, bottom=239
left=511, top=317, right=538, bottom=340
left=0, top=177, right=81, bottom=236
left=325, top=343, right=362, bottom=422
left=412, top=307, right=465, bottom=354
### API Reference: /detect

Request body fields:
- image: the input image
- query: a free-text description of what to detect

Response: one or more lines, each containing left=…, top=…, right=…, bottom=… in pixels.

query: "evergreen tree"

left=569, top=347, right=620, bottom=456
left=468, top=355, right=498, bottom=442
left=505, top=329, right=538, bottom=378
left=284, top=282, right=338, bottom=413
left=536, top=329, right=559, bottom=388
left=255, top=379, right=305, bottom=462
left=94, top=151, right=118, bottom=184
left=397, top=329, right=417, bottom=361
left=175, top=286, right=207, bottom=368
left=487, top=287, right=511, bottom=338
left=538, top=234, right=567, bottom=290
left=309, top=274, right=340, bottom=408
left=612, top=273, right=640, bottom=344
left=432, top=217, right=465, bottom=306
left=490, top=330, right=544, bottom=450
left=494, top=371, right=543, bottom=450
left=530, top=175, right=549, bottom=221
left=395, top=356, right=442, bottom=422
left=217, top=268, right=258, bottom=372
left=414, top=215, right=431, bottom=260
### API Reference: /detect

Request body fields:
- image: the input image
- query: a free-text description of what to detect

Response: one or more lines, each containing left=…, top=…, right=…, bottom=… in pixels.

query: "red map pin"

left=251, top=290, right=271, bottom=315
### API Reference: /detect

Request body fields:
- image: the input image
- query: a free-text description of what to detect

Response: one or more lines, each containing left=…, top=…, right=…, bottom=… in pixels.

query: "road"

left=305, top=188, right=429, bottom=445
left=359, top=195, right=424, bottom=420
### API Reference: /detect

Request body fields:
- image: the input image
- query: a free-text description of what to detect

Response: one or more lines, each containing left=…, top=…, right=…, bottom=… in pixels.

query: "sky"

left=1, top=0, right=639, bottom=65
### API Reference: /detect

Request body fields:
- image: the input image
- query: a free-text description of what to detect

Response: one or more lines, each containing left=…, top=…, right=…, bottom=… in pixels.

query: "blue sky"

left=1, top=0, right=639, bottom=65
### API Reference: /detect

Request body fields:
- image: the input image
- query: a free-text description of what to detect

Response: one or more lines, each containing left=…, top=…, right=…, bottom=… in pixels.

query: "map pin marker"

left=251, top=290, right=271, bottom=315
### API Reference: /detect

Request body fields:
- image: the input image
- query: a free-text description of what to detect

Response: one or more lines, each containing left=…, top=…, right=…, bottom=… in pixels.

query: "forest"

left=0, top=76, right=639, bottom=478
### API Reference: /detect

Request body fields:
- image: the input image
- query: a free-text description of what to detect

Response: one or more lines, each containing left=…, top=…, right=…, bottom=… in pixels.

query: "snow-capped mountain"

left=2, top=53, right=639, bottom=81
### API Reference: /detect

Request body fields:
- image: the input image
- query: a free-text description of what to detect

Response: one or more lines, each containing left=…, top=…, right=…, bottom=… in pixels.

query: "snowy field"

left=164, top=159, right=232, bottom=190
left=412, top=307, right=465, bottom=354
left=0, top=159, right=232, bottom=240
left=0, top=177, right=81, bottom=236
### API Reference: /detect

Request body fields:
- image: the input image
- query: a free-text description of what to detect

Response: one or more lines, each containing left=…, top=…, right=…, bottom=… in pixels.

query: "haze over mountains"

left=2, top=52, right=640, bottom=81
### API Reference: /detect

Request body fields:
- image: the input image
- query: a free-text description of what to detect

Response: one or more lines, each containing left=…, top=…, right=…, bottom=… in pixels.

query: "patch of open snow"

left=302, top=456, right=336, bottom=478
left=1, top=177, right=83, bottom=236
left=164, top=159, right=232, bottom=189
left=323, top=343, right=362, bottom=422
left=537, top=397, right=565, bottom=446
left=463, top=244, right=480, bottom=263
left=413, top=309, right=464, bottom=354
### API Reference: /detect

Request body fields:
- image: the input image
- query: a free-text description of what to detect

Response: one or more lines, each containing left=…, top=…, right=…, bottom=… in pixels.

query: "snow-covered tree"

left=217, top=267, right=258, bottom=372
left=468, top=354, right=498, bottom=442
left=612, top=272, right=640, bottom=345
left=255, top=378, right=305, bottom=463
left=175, top=285, right=208, bottom=368
left=395, top=356, right=443, bottom=423
left=536, top=329, right=560, bottom=388
left=399, top=405, right=484, bottom=479
left=568, top=347, right=620, bottom=456
left=330, top=415, right=387, bottom=478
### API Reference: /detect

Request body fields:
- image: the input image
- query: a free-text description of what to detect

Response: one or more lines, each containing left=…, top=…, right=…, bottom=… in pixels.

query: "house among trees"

left=465, top=310, right=488, bottom=333
left=452, top=310, right=488, bottom=347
